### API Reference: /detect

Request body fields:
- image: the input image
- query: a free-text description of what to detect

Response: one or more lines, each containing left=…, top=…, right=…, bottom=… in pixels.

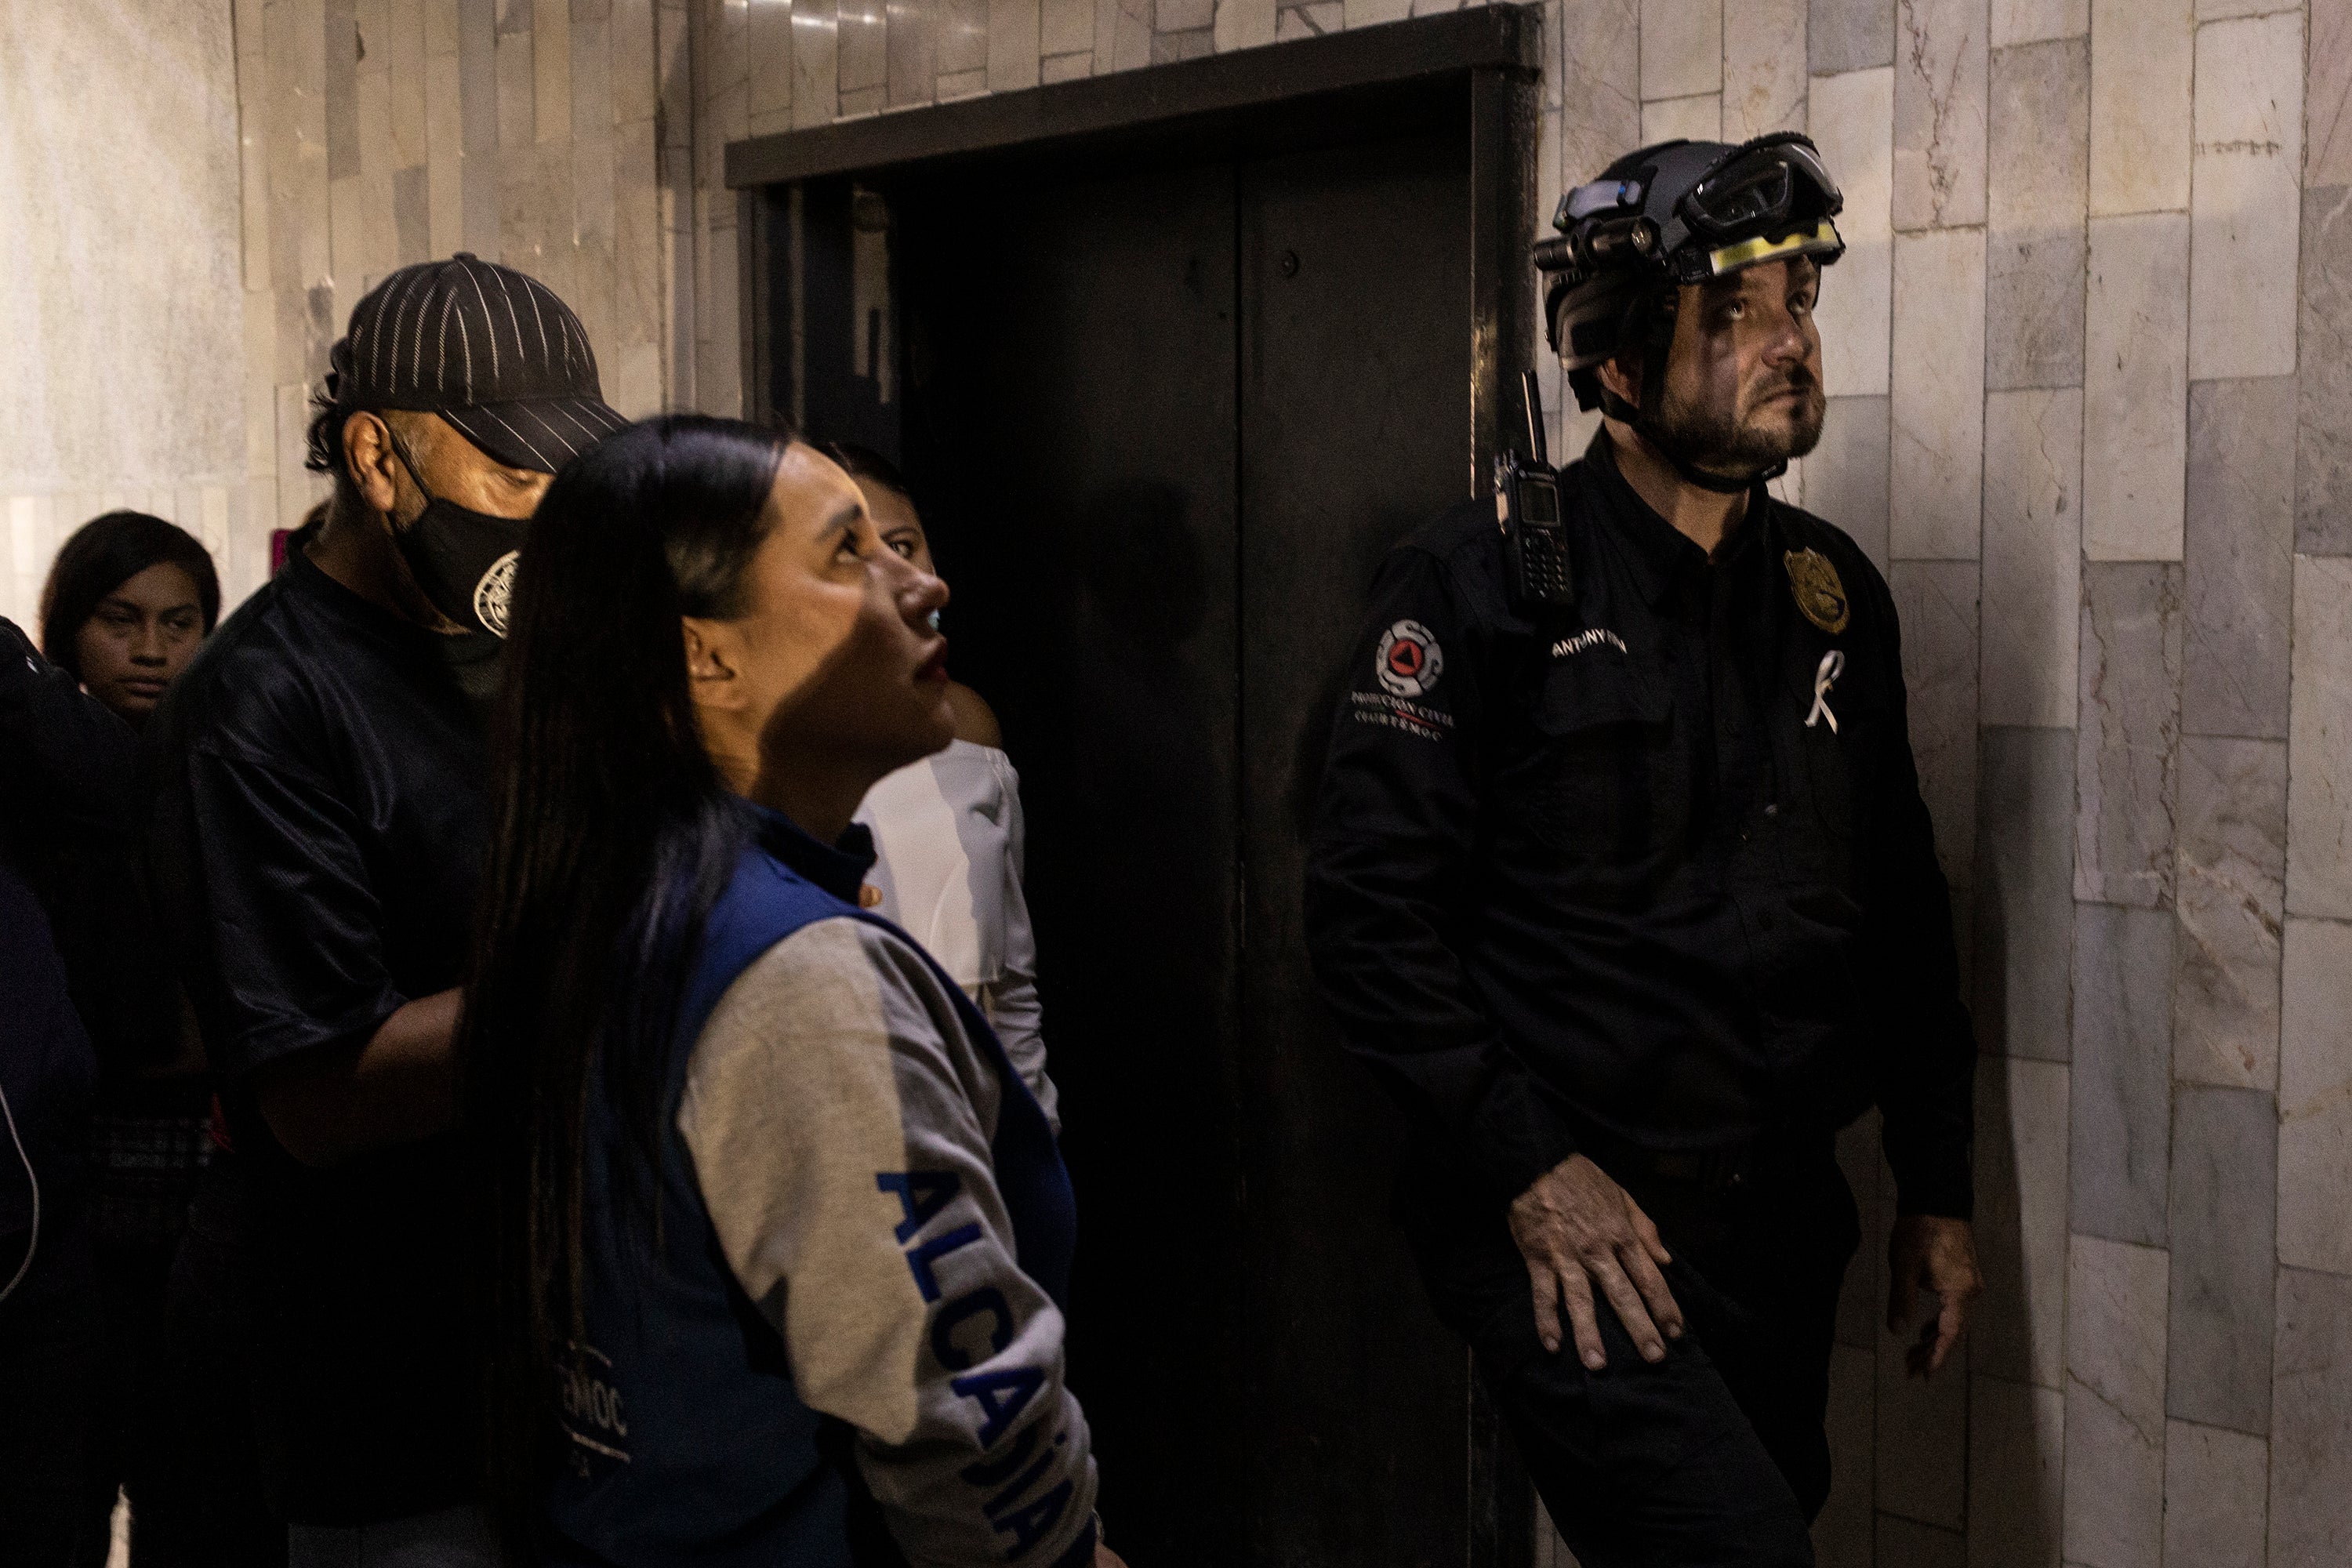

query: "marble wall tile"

left=2313, top=0, right=2352, bottom=187
left=328, top=0, right=363, bottom=180
left=1038, top=46, right=1091, bottom=80
left=1723, top=0, right=1807, bottom=140
left=2278, top=916, right=2352, bottom=1276
left=1341, top=0, right=1410, bottom=27
left=2082, top=212, right=2189, bottom=561
left=1981, top=389, right=2080, bottom=728
left=2183, top=378, right=2294, bottom=742
left=1803, top=396, right=1890, bottom=568
left=1974, top=1057, right=2070, bottom=1388
left=1975, top=727, right=2076, bottom=1061
left=1889, top=228, right=1984, bottom=559
left=1816, top=1341, right=1877, bottom=1566
left=614, top=0, right=657, bottom=125
left=2076, top=561, right=2183, bottom=909
left=837, top=0, right=885, bottom=92
left=2070, top=903, right=2173, bottom=1244
left=2187, top=12, right=2303, bottom=384
left=2087, top=0, right=2190, bottom=216
left=1892, top=0, right=1987, bottom=231
left=2162, top=1421, right=2267, bottom=1568
left=2288, top=556, right=2352, bottom=919
left=1811, top=67, right=1895, bottom=400
left=460, top=0, right=503, bottom=252
left=496, top=9, right=536, bottom=147
left=1875, top=1329, right=1966, bottom=1530
left=746, top=0, right=793, bottom=121
left=2173, top=736, right=2287, bottom=1092
left=1561, top=0, right=1639, bottom=188
left=392, top=162, right=430, bottom=263
left=2300, top=187, right=2352, bottom=557
left=1990, top=0, right=2082, bottom=45
left=2270, top=1268, right=2352, bottom=1565
left=1639, top=0, right=1718, bottom=102
left=1889, top=561, right=1980, bottom=887
left=534, top=0, right=571, bottom=141
left=1876, top=1516, right=1964, bottom=1567
left=886, top=0, right=938, bottom=106
left=1968, top=1374, right=2063, bottom=1568
left=986, top=0, right=1041, bottom=88
left=1639, top=92, right=1720, bottom=144
left=1985, top=38, right=2085, bottom=390
left=1094, top=0, right=1152, bottom=72
left=1039, top=0, right=1091, bottom=53
left=2165, top=1084, right=2276, bottom=1434
left=1813, top=0, right=1893, bottom=74
left=386, top=1, right=430, bottom=168
left=792, top=1, right=841, bottom=125
left=2063, top=1234, right=2169, bottom=1568
left=1211, top=0, right=1277, bottom=52
left=938, top=0, right=989, bottom=78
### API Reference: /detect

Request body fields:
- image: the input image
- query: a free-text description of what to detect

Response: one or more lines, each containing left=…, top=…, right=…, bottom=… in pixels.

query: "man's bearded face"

left=1645, top=258, right=1828, bottom=484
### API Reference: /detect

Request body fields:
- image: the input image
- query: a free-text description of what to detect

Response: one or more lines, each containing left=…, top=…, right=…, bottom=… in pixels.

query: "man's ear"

left=1597, top=351, right=1642, bottom=410
left=341, top=412, right=403, bottom=517
left=682, top=620, right=743, bottom=709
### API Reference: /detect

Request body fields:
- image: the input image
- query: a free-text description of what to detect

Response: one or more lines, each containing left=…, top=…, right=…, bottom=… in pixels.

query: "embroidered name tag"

left=1551, top=628, right=1628, bottom=659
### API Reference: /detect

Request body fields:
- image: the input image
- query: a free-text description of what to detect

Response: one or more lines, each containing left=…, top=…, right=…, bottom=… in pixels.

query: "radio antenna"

left=1521, top=368, right=1549, bottom=468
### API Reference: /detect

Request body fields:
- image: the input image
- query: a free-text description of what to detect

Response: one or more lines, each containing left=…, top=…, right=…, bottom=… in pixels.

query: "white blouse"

left=853, top=740, right=1059, bottom=1132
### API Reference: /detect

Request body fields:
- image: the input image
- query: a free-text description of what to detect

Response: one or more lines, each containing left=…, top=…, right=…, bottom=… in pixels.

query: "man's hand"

left=1508, top=1153, right=1685, bottom=1370
left=1093, top=1544, right=1129, bottom=1568
left=1887, top=1215, right=1981, bottom=1379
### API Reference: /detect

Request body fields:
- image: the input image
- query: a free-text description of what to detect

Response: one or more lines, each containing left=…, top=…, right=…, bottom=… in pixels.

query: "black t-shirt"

left=145, top=553, right=488, bottom=1525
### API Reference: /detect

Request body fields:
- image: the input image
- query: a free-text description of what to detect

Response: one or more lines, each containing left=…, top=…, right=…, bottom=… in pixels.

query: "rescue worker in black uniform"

left=1305, top=136, right=1981, bottom=1564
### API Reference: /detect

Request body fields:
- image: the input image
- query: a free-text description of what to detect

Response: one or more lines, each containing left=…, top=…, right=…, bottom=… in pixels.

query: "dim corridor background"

left=1, top=0, right=2346, bottom=1563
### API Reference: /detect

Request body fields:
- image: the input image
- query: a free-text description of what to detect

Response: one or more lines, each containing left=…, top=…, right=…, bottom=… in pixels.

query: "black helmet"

left=1539, top=133, right=1847, bottom=397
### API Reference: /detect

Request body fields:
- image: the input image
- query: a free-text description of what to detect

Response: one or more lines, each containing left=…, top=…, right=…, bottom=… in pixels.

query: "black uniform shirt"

left=1305, top=434, right=1974, bottom=1218
left=144, top=551, right=486, bottom=1524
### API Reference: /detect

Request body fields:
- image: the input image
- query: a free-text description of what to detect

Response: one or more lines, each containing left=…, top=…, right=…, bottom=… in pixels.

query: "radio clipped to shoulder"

left=1497, top=369, right=1573, bottom=611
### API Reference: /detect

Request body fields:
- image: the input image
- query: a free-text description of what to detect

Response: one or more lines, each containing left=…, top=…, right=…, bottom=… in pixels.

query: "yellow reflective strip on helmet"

left=1706, top=220, right=1842, bottom=275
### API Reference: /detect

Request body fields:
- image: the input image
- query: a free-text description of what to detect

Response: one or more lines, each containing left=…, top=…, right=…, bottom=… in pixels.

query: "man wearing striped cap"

left=145, top=255, right=623, bottom=1565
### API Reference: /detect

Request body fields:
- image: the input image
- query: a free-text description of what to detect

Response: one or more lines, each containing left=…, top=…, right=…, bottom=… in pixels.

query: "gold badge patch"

left=1784, top=548, right=1850, bottom=635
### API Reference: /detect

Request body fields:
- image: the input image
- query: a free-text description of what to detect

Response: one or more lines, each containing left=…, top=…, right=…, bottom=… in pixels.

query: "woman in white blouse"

left=830, top=444, right=1062, bottom=1134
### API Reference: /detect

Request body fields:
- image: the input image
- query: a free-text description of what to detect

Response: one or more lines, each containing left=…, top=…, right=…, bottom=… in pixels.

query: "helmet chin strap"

left=1598, top=386, right=1782, bottom=495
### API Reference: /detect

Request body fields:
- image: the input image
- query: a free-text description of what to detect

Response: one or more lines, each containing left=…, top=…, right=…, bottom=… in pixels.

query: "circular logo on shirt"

left=473, top=550, right=520, bottom=638
left=1376, top=619, right=1444, bottom=699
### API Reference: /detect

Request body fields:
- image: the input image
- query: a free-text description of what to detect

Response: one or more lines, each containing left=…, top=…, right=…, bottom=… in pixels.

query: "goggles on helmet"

left=1657, top=133, right=1846, bottom=283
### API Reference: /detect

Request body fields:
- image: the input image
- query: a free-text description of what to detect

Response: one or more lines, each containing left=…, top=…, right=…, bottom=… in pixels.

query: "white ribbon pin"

left=1806, top=650, right=1846, bottom=733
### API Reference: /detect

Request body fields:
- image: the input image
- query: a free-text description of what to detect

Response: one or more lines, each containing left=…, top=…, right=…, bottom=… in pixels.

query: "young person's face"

left=74, top=561, right=206, bottom=722
left=687, top=443, right=954, bottom=796
left=858, top=476, right=937, bottom=576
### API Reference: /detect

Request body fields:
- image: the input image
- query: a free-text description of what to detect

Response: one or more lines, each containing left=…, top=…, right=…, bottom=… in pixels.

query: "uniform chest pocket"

left=1518, top=660, right=1684, bottom=860
left=1795, top=651, right=1893, bottom=843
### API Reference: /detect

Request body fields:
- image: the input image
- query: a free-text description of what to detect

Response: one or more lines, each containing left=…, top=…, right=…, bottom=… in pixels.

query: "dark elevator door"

left=897, top=124, right=1474, bottom=1565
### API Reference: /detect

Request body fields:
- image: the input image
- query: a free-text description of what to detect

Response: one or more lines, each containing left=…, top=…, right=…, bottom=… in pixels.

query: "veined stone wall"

left=0, top=0, right=245, bottom=625
left=230, top=2, right=2352, bottom=1564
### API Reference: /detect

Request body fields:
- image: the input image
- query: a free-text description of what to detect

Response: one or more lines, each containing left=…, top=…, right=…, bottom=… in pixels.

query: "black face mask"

left=389, top=437, right=529, bottom=638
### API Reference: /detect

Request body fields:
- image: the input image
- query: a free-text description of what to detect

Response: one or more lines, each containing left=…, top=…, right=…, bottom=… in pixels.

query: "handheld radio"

left=1497, top=369, right=1573, bottom=610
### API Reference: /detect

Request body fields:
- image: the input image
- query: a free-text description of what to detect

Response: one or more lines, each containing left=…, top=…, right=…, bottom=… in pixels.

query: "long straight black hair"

left=459, top=414, right=793, bottom=1559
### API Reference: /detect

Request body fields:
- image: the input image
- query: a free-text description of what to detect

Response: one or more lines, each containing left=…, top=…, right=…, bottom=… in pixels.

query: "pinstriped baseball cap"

left=325, top=253, right=627, bottom=474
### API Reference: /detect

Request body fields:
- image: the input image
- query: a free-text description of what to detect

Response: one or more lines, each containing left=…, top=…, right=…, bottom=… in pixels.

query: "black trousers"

left=0, top=1204, right=112, bottom=1568
left=1406, top=1135, right=1859, bottom=1568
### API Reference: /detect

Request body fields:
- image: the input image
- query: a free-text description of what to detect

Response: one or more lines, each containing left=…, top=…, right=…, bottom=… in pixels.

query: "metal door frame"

left=724, top=14, right=1544, bottom=1564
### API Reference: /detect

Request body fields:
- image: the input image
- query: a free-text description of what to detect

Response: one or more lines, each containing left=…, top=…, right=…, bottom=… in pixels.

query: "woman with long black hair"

left=463, top=416, right=1116, bottom=1567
